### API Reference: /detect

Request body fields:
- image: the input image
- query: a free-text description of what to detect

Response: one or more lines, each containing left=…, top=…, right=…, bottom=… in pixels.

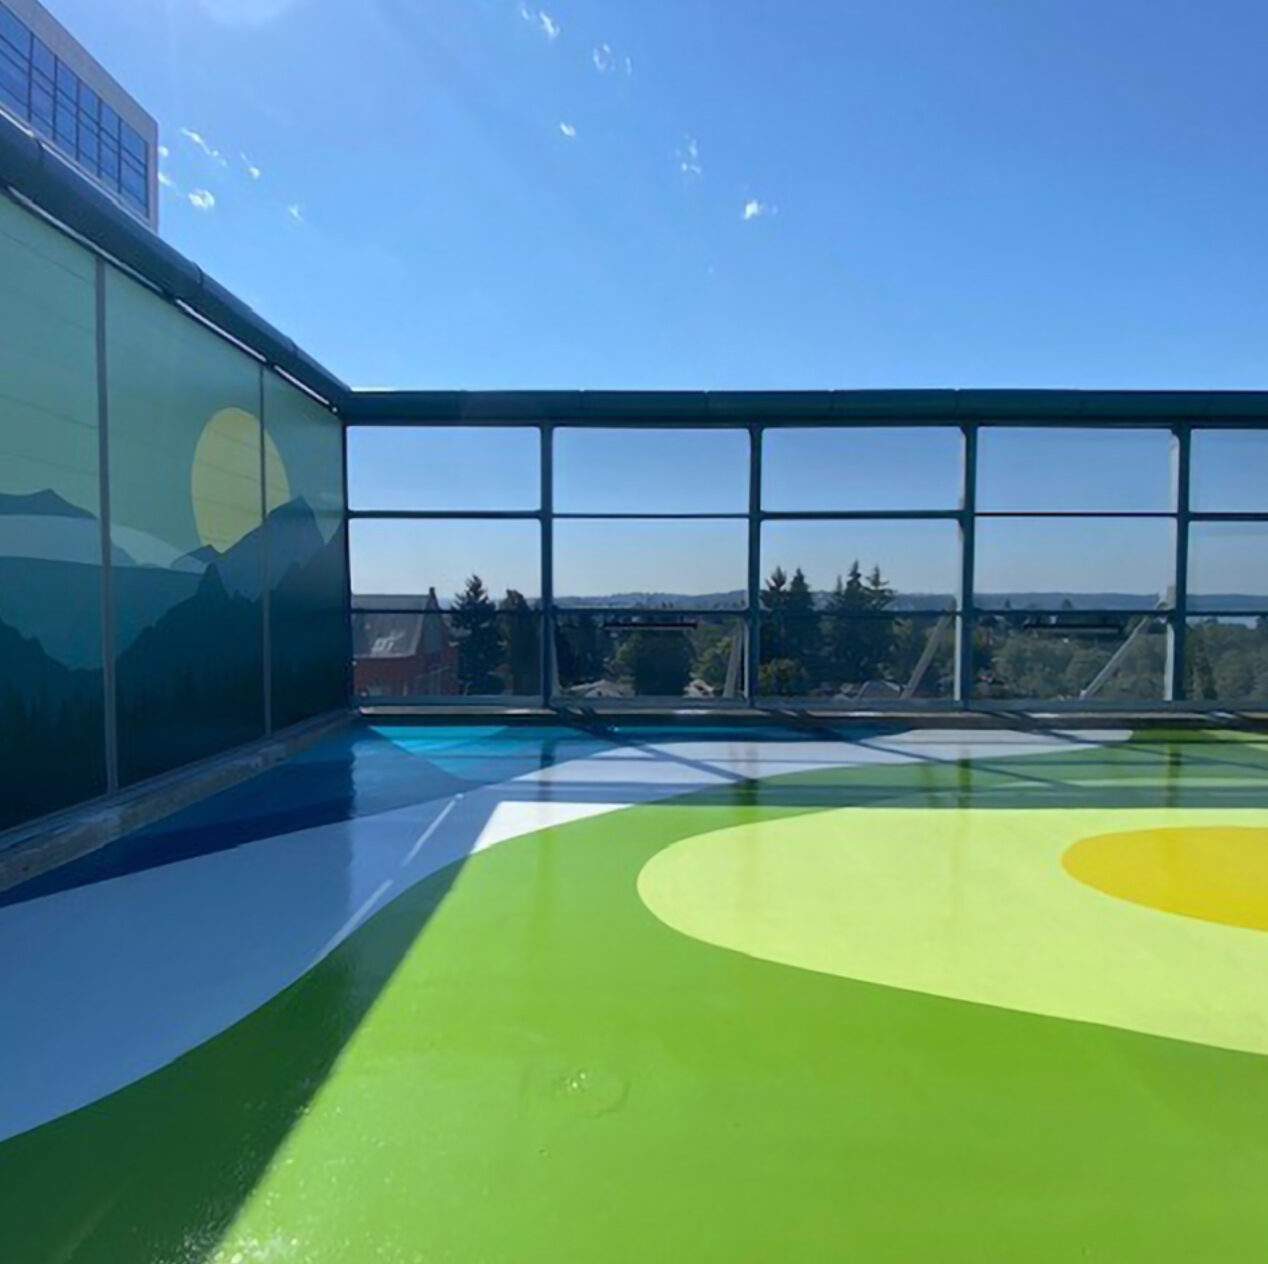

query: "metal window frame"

left=343, top=411, right=1268, bottom=712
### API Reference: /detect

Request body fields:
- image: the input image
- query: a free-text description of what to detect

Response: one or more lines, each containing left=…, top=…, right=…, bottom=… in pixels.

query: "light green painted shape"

left=639, top=806, right=1268, bottom=1056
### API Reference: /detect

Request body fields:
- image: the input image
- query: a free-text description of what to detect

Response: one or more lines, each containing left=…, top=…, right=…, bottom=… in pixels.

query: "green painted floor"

left=5, top=729, right=1268, bottom=1263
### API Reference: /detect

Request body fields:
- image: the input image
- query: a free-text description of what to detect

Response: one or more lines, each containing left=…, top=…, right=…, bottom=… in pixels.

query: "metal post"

left=95, top=257, right=119, bottom=792
left=746, top=422, right=762, bottom=705
left=340, top=407, right=354, bottom=709
left=258, top=366, right=273, bottom=735
left=955, top=422, right=977, bottom=707
left=540, top=422, right=555, bottom=708
left=1168, top=423, right=1191, bottom=702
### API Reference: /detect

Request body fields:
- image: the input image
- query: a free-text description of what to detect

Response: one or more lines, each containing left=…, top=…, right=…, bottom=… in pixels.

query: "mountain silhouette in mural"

left=0, top=490, right=348, bottom=804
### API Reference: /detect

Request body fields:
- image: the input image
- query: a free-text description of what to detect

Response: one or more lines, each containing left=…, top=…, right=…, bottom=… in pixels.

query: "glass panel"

left=106, top=270, right=265, bottom=786
left=350, top=518, right=540, bottom=604
left=348, top=426, right=539, bottom=511
left=120, top=121, right=146, bottom=159
left=977, top=428, right=1175, bottom=512
left=31, top=38, right=52, bottom=79
left=0, top=5, right=28, bottom=53
left=555, top=613, right=745, bottom=700
left=974, top=518, right=1175, bottom=610
left=763, top=427, right=962, bottom=511
left=77, top=83, right=99, bottom=119
left=1187, top=522, right=1268, bottom=611
left=100, top=101, right=118, bottom=138
left=1186, top=617, right=1268, bottom=703
left=264, top=373, right=349, bottom=727
left=555, top=428, right=749, bottom=514
left=554, top=518, right=746, bottom=608
left=758, top=614, right=956, bottom=701
left=1191, top=430, right=1268, bottom=512
left=355, top=607, right=541, bottom=700
left=975, top=612, right=1168, bottom=703
left=761, top=519, right=959, bottom=608
left=0, top=192, right=105, bottom=829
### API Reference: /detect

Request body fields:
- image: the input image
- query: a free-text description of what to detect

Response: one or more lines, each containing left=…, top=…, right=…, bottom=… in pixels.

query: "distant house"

left=353, top=589, right=459, bottom=698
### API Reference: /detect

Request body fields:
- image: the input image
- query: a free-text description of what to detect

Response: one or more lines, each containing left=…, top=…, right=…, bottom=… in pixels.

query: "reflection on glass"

left=348, top=427, right=540, bottom=511
left=1186, top=617, right=1268, bottom=702
left=974, top=518, right=1175, bottom=609
left=554, top=519, right=747, bottom=608
left=975, top=612, right=1168, bottom=702
left=1191, top=430, right=1268, bottom=513
left=757, top=614, right=956, bottom=701
left=555, top=429, right=749, bottom=514
left=978, top=428, right=1174, bottom=512
left=1187, top=523, right=1268, bottom=610
left=763, top=427, right=963, bottom=511
left=354, top=603, right=541, bottom=700
left=555, top=614, right=745, bottom=700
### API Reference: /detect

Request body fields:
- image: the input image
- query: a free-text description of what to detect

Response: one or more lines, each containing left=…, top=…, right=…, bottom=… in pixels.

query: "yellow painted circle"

left=191, top=408, right=290, bottom=551
left=1064, top=827, right=1268, bottom=931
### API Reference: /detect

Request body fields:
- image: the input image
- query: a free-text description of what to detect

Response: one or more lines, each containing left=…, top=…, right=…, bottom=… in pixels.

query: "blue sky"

left=40, top=0, right=1268, bottom=599
left=47, top=0, right=1268, bottom=392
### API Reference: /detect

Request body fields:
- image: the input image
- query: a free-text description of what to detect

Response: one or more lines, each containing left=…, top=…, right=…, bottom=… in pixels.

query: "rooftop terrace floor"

left=3, top=721, right=1268, bottom=1261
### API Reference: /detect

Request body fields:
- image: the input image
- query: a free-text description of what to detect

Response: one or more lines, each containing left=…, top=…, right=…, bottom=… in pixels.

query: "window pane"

left=761, top=519, right=959, bottom=606
left=348, top=426, right=539, bottom=511
left=1187, top=523, right=1268, bottom=611
left=1187, top=617, right=1268, bottom=702
left=555, top=613, right=745, bottom=700
left=350, top=518, right=540, bottom=604
left=978, top=428, right=1175, bottom=512
left=121, top=121, right=146, bottom=159
left=554, top=518, right=747, bottom=608
left=0, top=6, right=28, bottom=54
left=555, top=428, right=749, bottom=514
left=974, top=518, right=1175, bottom=609
left=31, top=39, right=52, bottom=78
left=1191, top=430, right=1268, bottom=512
left=100, top=101, right=118, bottom=138
left=763, top=427, right=962, bottom=511
left=354, top=607, right=541, bottom=700
left=758, top=614, right=956, bottom=701
left=976, top=612, right=1168, bottom=703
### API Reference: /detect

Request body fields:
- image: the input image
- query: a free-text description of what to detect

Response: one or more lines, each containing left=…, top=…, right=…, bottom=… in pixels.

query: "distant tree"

left=759, top=657, right=809, bottom=697
left=452, top=575, right=504, bottom=695
left=499, top=590, right=538, bottom=696
left=781, top=567, right=821, bottom=683
left=759, top=566, right=791, bottom=664
left=617, top=627, right=693, bottom=696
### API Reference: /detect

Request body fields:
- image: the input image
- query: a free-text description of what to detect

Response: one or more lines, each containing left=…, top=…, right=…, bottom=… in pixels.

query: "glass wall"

left=0, top=190, right=347, bottom=834
left=107, top=270, right=266, bottom=784
left=0, top=191, right=105, bottom=830
left=347, top=417, right=1268, bottom=709
left=266, top=374, right=349, bottom=729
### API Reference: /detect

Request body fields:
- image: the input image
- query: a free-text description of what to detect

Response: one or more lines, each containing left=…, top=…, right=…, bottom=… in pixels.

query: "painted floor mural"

left=3, top=722, right=1268, bottom=1262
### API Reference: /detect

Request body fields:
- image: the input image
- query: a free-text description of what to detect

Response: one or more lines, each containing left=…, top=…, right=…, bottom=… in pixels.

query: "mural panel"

left=264, top=373, right=348, bottom=729
left=106, top=271, right=267, bottom=786
left=0, top=194, right=105, bottom=830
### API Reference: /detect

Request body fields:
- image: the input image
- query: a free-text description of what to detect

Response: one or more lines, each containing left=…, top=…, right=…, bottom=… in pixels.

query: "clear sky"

left=46, top=0, right=1268, bottom=392
left=40, top=0, right=1268, bottom=601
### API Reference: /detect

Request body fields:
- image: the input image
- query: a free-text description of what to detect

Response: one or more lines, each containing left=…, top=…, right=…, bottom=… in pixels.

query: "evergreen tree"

left=759, top=566, right=791, bottom=663
left=499, top=590, right=538, bottom=696
left=452, top=575, right=504, bottom=695
left=781, top=568, right=822, bottom=683
left=617, top=625, right=693, bottom=696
